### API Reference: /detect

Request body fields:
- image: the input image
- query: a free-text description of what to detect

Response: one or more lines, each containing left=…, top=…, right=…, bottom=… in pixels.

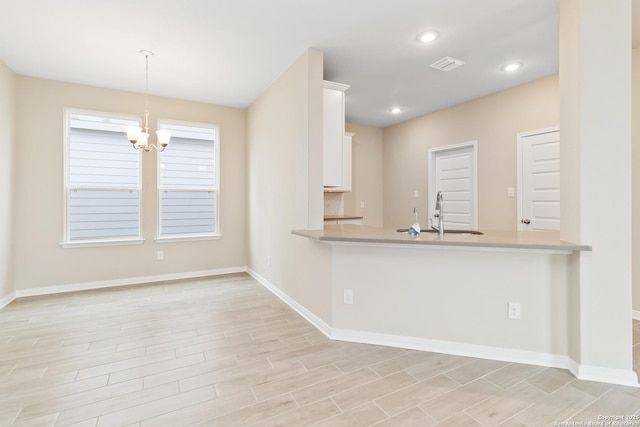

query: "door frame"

left=516, top=127, right=560, bottom=231
left=428, top=141, right=478, bottom=230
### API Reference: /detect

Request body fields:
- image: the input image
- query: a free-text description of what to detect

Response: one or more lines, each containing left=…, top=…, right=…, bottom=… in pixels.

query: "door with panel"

left=429, top=142, right=478, bottom=231
left=518, top=129, right=560, bottom=231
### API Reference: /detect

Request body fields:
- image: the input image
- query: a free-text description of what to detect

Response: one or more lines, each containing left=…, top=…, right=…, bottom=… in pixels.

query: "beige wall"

left=344, top=123, right=384, bottom=227
left=382, top=75, right=559, bottom=230
left=247, top=49, right=333, bottom=324
left=13, top=77, right=247, bottom=291
left=0, top=60, right=16, bottom=302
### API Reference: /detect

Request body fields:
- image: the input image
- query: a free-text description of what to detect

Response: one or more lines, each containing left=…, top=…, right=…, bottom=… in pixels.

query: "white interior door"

left=429, top=142, right=478, bottom=230
left=518, top=129, right=560, bottom=231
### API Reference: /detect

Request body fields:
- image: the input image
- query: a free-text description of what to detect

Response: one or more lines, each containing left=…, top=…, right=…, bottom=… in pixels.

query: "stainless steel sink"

left=425, top=229, right=483, bottom=235
left=396, top=228, right=483, bottom=235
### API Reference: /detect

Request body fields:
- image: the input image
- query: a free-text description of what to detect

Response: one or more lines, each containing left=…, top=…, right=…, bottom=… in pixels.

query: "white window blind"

left=158, top=122, right=218, bottom=237
left=66, top=111, right=141, bottom=242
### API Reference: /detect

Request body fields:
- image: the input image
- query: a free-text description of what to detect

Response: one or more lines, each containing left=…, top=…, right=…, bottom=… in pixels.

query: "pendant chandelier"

left=126, top=50, right=170, bottom=152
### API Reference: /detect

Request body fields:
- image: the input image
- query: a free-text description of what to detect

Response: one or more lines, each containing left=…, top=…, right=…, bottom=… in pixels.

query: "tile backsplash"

left=324, top=192, right=344, bottom=216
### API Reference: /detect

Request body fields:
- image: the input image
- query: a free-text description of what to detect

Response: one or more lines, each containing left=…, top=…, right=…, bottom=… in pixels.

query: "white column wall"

left=247, top=49, right=333, bottom=325
left=560, top=0, right=636, bottom=383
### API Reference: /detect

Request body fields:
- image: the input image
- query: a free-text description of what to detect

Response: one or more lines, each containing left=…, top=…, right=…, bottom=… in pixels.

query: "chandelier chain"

left=144, top=52, right=150, bottom=135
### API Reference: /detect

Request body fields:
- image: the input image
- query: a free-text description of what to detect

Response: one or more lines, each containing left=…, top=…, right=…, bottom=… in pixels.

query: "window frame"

left=155, top=119, right=221, bottom=243
left=61, top=108, right=144, bottom=248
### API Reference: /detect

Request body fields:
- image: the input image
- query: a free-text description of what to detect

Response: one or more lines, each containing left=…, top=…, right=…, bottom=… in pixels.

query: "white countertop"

left=292, top=225, right=591, bottom=252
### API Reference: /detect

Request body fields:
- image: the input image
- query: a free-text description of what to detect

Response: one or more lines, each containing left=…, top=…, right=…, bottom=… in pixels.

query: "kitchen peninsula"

left=294, top=225, right=590, bottom=253
left=292, top=224, right=593, bottom=379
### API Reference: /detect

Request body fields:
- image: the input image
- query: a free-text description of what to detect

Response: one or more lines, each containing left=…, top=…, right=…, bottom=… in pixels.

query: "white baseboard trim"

left=248, top=268, right=639, bottom=388
left=247, top=268, right=332, bottom=338
left=633, top=310, right=640, bottom=321
left=14, top=267, right=248, bottom=299
left=576, top=364, right=639, bottom=387
left=331, top=328, right=575, bottom=371
left=0, top=291, right=16, bottom=310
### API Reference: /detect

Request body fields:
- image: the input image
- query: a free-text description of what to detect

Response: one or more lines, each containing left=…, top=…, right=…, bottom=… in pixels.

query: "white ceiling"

left=0, top=0, right=636, bottom=128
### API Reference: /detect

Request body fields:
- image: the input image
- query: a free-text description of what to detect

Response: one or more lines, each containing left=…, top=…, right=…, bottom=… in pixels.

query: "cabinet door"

left=323, top=87, right=344, bottom=187
left=332, top=133, right=353, bottom=192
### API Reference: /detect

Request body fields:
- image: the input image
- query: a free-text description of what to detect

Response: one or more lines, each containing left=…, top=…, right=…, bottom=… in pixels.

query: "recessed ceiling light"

left=390, top=107, right=402, bottom=114
left=416, top=31, right=439, bottom=44
left=501, top=62, right=522, bottom=72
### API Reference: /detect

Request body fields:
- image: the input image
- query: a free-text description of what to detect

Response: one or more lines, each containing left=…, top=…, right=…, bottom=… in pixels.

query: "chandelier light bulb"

left=156, top=129, right=171, bottom=148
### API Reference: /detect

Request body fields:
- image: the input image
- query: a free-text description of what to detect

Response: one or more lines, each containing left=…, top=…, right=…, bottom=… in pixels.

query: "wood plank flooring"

left=1, top=273, right=639, bottom=426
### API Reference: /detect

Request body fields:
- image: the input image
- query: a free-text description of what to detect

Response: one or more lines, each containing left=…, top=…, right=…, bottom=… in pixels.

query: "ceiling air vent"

left=430, top=56, right=465, bottom=72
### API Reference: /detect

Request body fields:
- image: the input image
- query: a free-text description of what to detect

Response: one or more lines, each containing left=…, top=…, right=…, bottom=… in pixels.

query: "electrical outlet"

left=157, top=250, right=164, bottom=261
left=413, top=190, right=419, bottom=199
left=360, top=201, right=365, bottom=209
left=343, top=289, right=354, bottom=305
left=508, top=302, right=521, bottom=320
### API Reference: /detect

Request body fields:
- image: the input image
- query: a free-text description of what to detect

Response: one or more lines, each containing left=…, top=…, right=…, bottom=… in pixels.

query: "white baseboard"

left=330, top=328, right=575, bottom=371
left=14, top=266, right=248, bottom=298
left=247, top=268, right=332, bottom=338
left=0, top=291, right=16, bottom=309
left=633, top=310, right=640, bottom=321
left=576, top=365, right=639, bottom=387
left=248, top=268, right=639, bottom=388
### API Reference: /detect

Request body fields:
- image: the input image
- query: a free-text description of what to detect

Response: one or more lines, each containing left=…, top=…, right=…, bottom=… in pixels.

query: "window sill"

left=154, top=234, right=222, bottom=244
left=60, top=238, right=145, bottom=249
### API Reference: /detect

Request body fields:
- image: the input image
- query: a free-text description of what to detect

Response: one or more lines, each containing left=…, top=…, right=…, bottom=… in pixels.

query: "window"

left=63, top=110, right=142, bottom=246
left=157, top=121, right=219, bottom=240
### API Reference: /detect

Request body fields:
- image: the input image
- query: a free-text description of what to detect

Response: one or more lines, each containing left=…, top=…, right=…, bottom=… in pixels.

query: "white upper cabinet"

left=323, top=80, right=349, bottom=188
left=326, top=132, right=354, bottom=192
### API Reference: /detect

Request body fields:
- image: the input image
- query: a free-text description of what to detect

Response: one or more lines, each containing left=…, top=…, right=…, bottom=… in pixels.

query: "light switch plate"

left=343, top=289, right=354, bottom=304
left=508, top=302, right=521, bottom=320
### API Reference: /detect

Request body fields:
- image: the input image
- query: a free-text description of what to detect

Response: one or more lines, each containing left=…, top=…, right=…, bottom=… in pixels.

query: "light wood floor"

left=2, top=273, right=640, bottom=427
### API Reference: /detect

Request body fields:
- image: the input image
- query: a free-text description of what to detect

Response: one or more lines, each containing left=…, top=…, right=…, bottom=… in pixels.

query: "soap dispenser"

left=408, top=208, right=421, bottom=235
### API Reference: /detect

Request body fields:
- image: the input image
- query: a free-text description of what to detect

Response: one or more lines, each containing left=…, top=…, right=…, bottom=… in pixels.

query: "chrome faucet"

left=431, top=191, right=444, bottom=238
